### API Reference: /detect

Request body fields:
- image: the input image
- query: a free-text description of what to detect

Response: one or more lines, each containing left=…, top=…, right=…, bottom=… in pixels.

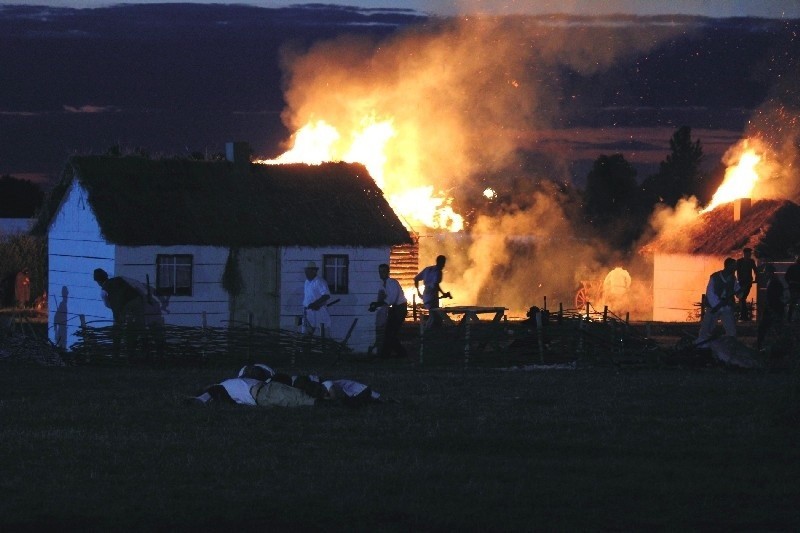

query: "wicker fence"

left=68, top=319, right=354, bottom=367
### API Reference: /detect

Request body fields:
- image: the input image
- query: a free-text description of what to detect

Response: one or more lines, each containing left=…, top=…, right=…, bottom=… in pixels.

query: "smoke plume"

left=275, top=15, right=689, bottom=317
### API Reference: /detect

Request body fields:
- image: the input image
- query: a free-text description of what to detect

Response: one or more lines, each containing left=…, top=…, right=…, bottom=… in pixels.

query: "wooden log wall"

left=389, top=240, right=419, bottom=289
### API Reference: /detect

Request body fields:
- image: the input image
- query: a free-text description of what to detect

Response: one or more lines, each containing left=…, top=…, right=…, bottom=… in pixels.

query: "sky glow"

left=7, top=0, right=800, bottom=19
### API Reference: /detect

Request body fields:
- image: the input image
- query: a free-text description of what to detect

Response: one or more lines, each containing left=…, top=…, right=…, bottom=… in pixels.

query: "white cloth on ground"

left=218, top=378, right=260, bottom=406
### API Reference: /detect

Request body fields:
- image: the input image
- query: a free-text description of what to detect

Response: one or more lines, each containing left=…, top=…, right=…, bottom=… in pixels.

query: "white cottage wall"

left=279, top=245, right=392, bottom=353
left=47, top=182, right=116, bottom=350
left=652, top=253, right=725, bottom=322
left=115, top=245, right=229, bottom=327
left=47, top=181, right=233, bottom=351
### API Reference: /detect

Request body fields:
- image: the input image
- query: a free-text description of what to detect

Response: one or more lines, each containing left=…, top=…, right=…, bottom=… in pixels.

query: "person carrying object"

left=369, top=263, right=408, bottom=358
left=414, top=254, right=450, bottom=328
left=93, top=268, right=145, bottom=356
left=757, top=264, right=785, bottom=350
left=785, top=255, right=800, bottom=321
left=697, top=257, right=741, bottom=345
left=735, top=247, right=758, bottom=320
left=302, top=261, right=331, bottom=336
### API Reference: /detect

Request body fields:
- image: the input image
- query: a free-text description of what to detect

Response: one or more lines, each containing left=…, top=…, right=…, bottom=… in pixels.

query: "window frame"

left=155, top=254, right=193, bottom=297
left=323, top=254, right=349, bottom=294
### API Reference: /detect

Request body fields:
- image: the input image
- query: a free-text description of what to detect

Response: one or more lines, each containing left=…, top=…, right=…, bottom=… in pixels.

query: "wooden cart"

left=574, top=279, right=603, bottom=310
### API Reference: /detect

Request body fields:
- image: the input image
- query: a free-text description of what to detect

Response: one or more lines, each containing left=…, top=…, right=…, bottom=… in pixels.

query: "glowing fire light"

left=388, top=186, right=463, bottom=232
left=703, top=147, right=762, bottom=213
left=255, top=117, right=464, bottom=232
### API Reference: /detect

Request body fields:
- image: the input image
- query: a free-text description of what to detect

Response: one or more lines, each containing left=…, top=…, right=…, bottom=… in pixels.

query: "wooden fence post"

left=464, top=321, right=470, bottom=368
left=536, top=310, right=544, bottom=363
left=248, top=312, right=253, bottom=364
left=78, top=314, right=86, bottom=363
left=419, top=318, right=424, bottom=365
left=201, top=311, right=208, bottom=360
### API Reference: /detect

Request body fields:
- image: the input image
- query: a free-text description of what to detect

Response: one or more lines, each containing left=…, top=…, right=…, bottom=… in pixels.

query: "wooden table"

left=431, top=306, right=507, bottom=326
left=421, top=306, right=507, bottom=365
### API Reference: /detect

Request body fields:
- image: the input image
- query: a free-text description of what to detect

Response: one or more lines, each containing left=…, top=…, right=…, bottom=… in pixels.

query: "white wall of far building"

left=652, top=253, right=725, bottom=322
left=279, top=245, right=392, bottom=352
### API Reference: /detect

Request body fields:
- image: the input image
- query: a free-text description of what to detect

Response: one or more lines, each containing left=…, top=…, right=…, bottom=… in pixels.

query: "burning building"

left=642, top=198, right=800, bottom=321
left=641, top=139, right=800, bottom=322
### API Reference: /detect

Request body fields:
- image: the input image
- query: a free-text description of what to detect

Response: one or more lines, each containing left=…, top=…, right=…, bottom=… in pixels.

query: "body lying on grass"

left=188, top=363, right=386, bottom=408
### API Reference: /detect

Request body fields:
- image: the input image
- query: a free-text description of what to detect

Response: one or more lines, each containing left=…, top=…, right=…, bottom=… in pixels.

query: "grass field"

left=1, top=354, right=799, bottom=531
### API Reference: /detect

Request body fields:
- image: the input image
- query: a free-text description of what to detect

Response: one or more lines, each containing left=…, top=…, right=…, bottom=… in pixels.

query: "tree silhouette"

left=641, top=126, right=705, bottom=206
left=583, top=154, right=642, bottom=249
left=0, top=175, right=44, bottom=218
left=584, top=154, right=638, bottom=223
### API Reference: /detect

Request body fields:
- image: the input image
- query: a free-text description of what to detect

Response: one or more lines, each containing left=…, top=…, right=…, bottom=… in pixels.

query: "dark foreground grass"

left=1, top=359, right=799, bottom=532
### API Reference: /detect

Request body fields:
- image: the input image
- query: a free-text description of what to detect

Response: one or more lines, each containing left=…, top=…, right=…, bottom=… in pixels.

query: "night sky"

left=1, top=2, right=799, bottom=189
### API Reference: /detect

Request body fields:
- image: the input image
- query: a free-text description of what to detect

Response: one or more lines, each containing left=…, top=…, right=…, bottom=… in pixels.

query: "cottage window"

left=323, top=254, right=349, bottom=294
left=156, top=254, right=193, bottom=296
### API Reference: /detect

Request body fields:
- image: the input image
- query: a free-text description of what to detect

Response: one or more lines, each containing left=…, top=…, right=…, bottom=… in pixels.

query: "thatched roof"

left=35, top=156, right=413, bottom=247
left=640, top=199, right=800, bottom=259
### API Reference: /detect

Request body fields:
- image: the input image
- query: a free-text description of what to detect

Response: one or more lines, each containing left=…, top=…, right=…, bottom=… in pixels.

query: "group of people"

left=187, top=363, right=387, bottom=407
left=698, top=249, right=800, bottom=350
left=310, top=254, right=449, bottom=359
left=93, top=254, right=450, bottom=360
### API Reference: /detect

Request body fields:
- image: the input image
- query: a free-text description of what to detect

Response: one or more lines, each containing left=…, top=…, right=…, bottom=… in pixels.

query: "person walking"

left=736, top=247, right=758, bottom=320
left=370, top=263, right=408, bottom=358
left=302, top=261, right=331, bottom=336
left=697, top=257, right=740, bottom=344
left=756, top=264, right=785, bottom=350
left=785, top=255, right=800, bottom=321
left=414, top=254, right=449, bottom=328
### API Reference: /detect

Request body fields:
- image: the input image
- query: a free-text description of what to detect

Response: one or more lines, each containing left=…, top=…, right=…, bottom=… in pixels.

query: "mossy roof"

left=36, top=155, right=413, bottom=247
left=640, top=199, right=800, bottom=260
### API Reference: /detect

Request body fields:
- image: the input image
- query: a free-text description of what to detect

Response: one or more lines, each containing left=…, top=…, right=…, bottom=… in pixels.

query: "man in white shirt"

left=370, top=263, right=408, bottom=358
left=303, top=261, right=331, bottom=336
left=414, top=254, right=448, bottom=328
left=697, top=257, right=740, bottom=344
left=602, top=266, right=631, bottom=314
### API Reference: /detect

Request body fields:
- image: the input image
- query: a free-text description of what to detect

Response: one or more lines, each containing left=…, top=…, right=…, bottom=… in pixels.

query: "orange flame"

left=703, top=143, right=762, bottom=213
left=255, top=117, right=464, bottom=232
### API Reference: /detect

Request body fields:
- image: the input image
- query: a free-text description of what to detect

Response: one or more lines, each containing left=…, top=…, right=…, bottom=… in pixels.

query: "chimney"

left=733, top=197, right=751, bottom=222
left=225, top=141, right=251, bottom=170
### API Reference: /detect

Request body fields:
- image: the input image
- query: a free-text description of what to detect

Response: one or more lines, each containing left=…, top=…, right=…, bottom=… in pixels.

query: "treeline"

left=467, top=125, right=722, bottom=254
left=582, top=125, right=715, bottom=250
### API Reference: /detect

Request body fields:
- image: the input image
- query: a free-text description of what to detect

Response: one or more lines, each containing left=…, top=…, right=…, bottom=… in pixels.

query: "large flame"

left=255, top=117, right=464, bottom=232
left=703, top=143, right=763, bottom=212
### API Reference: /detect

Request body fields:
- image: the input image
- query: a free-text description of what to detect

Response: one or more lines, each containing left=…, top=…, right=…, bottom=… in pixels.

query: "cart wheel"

left=575, top=287, right=589, bottom=310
